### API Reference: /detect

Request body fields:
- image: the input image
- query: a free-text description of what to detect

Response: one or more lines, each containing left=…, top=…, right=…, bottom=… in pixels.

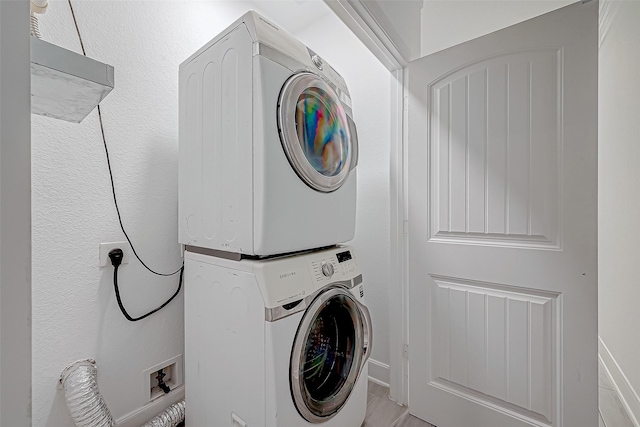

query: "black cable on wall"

left=68, top=0, right=183, bottom=321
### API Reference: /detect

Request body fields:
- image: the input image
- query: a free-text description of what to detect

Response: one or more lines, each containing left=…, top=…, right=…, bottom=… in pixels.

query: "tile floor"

left=364, top=360, right=636, bottom=427
left=183, top=365, right=632, bottom=426
left=599, top=359, right=635, bottom=427
left=362, top=382, right=431, bottom=427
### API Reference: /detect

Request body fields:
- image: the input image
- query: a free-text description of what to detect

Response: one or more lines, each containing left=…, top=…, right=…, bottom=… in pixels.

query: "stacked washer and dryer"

left=178, top=11, right=372, bottom=427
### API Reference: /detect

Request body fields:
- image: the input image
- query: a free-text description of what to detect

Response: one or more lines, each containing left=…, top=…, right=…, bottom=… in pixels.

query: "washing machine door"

left=278, top=72, right=358, bottom=193
left=290, top=286, right=372, bottom=423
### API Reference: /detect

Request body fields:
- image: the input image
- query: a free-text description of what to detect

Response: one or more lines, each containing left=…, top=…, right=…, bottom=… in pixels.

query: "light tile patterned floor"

left=599, top=359, right=634, bottom=427
left=362, top=381, right=431, bottom=427
left=183, top=364, right=631, bottom=426
left=365, top=362, right=635, bottom=427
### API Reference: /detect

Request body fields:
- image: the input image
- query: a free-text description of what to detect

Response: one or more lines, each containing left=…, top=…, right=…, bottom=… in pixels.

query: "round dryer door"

left=290, top=286, right=372, bottom=423
left=278, top=73, right=356, bottom=193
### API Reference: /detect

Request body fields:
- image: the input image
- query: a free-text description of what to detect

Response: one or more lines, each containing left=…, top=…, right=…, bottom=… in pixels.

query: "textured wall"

left=598, top=0, right=640, bottom=414
left=32, top=1, right=275, bottom=425
left=295, top=13, right=392, bottom=374
left=32, top=1, right=392, bottom=425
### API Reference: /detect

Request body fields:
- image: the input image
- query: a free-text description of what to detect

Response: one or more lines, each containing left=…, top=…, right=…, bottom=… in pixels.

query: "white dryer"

left=184, top=245, right=371, bottom=426
left=179, top=11, right=358, bottom=257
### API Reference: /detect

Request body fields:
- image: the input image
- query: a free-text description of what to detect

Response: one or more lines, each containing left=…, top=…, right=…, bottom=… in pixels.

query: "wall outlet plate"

left=143, top=355, right=184, bottom=402
left=99, top=241, right=130, bottom=267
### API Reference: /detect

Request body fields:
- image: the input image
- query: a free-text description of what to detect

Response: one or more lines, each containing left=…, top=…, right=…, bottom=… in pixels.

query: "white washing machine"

left=184, top=245, right=371, bottom=426
left=178, top=11, right=358, bottom=257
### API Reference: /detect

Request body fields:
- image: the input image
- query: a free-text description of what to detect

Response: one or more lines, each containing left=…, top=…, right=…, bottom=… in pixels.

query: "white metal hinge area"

left=403, top=95, right=409, bottom=120
left=403, top=220, right=409, bottom=235
left=403, top=344, right=409, bottom=359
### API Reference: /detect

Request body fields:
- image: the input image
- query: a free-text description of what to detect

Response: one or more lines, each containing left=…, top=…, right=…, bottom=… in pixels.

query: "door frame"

left=322, top=0, right=411, bottom=405
left=0, top=0, right=32, bottom=425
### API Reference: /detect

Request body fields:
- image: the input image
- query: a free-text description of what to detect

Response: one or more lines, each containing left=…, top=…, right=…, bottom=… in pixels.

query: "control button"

left=312, top=54, right=323, bottom=70
left=321, top=261, right=334, bottom=277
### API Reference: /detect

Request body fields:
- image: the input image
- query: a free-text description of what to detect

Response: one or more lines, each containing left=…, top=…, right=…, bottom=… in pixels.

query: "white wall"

left=0, top=2, right=32, bottom=426
left=295, top=11, right=393, bottom=381
left=362, top=0, right=423, bottom=62
left=421, top=0, right=573, bottom=56
left=32, top=1, right=392, bottom=425
left=32, top=1, right=294, bottom=425
left=598, top=0, right=640, bottom=422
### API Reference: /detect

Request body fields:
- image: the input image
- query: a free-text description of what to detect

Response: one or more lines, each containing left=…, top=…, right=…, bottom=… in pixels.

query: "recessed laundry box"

left=179, top=11, right=359, bottom=257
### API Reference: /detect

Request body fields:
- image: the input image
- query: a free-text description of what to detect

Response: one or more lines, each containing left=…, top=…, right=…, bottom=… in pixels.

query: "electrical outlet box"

left=144, top=355, right=183, bottom=402
left=99, top=241, right=130, bottom=267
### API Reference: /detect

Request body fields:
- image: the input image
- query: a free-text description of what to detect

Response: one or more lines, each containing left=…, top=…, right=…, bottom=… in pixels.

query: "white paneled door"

left=407, top=2, right=598, bottom=426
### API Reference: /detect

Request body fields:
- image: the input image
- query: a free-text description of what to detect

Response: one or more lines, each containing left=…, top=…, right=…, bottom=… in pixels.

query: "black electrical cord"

left=98, top=106, right=183, bottom=277
left=67, top=0, right=182, bottom=277
left=68, top=0, right=184, bottom=322
left=109, top=249, right=183, bottom=322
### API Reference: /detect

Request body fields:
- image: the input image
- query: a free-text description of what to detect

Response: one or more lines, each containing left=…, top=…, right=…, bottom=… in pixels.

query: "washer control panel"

left=335, top=249, right=358, bottom=276
left=309, top=249, right=359, bottom=285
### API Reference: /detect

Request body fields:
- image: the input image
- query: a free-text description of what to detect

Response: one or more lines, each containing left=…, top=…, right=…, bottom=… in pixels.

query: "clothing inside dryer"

left=295, top=86, right=349, bottom=178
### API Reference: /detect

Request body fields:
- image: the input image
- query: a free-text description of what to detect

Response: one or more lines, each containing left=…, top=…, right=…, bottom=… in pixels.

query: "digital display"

left=336, top=251, right=352, bottom=263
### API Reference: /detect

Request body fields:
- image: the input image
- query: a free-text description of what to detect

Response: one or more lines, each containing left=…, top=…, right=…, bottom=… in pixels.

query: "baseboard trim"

left=368, top=359, right=390, bottom=387
left=116, top=385, right=185, bottom=427
left=599, top=336, right=640, bottom=427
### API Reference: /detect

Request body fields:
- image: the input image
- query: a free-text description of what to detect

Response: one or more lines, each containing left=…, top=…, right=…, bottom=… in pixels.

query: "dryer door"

left=278, top=73, right=356, bottom=193
left=290, top=286, right=371, bottom=423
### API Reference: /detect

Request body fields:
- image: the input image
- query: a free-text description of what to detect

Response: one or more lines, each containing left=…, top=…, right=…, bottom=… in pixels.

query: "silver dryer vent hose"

left=61, top=359, right=185, bottom=427
left=141, top=399, right=185, bottom=427
left=60, top=359, right=116, bottom=427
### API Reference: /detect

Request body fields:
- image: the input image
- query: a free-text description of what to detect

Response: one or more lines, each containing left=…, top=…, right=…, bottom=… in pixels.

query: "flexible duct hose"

left=141, top=400, right=185, bottom=427
left=61, top=359, right=185, bottom=427
left=60, top=359, right=116, bottom=427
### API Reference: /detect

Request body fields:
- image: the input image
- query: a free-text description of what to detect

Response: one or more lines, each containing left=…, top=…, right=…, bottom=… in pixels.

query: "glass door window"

left=278, top=73, right=354, bottom=193
left=290, top=287, right=370, bottom=422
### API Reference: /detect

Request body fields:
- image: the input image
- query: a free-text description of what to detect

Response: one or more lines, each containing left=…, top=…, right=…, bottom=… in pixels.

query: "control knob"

left=311, top=54, right=323, bottom=70
left=321, top=261, right=334, bottom=278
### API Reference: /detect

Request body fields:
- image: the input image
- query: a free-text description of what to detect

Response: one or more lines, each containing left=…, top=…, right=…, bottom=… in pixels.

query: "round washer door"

left=278, top=73, right=354, bottom=193
left=290, top=286, right=372, bottom=423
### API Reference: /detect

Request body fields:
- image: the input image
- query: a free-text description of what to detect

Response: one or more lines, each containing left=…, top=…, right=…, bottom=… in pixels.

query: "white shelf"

left=30, top=36, right=114, bottom=123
